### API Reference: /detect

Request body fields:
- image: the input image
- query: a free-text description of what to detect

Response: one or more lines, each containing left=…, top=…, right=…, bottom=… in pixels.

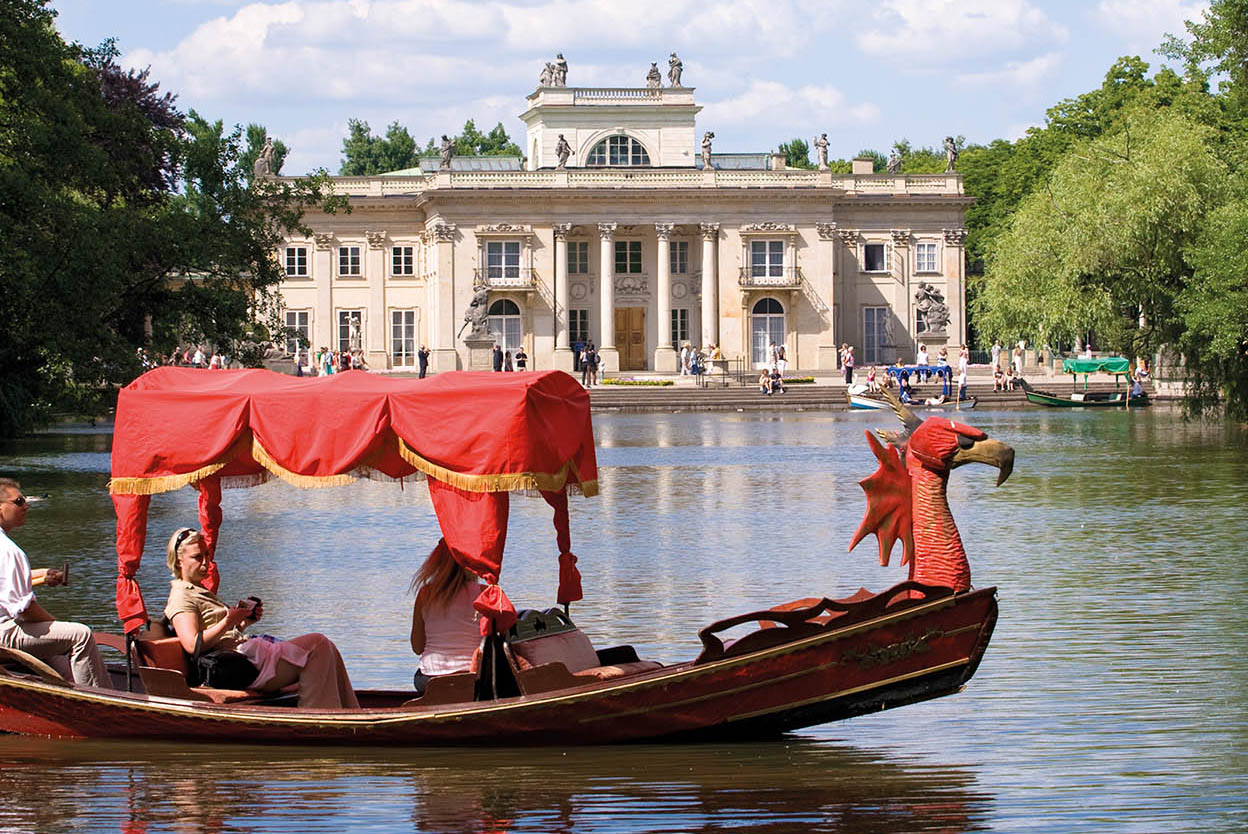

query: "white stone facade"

left=277, top=85, right=970, bottom=374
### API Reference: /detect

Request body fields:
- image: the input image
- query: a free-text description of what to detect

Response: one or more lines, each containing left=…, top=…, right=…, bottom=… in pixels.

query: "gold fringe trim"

left=250, top=438, right=359, bottom=489
left=397, top=438, right=596, bottom=495
left=108, top=460, right=229, bottom=496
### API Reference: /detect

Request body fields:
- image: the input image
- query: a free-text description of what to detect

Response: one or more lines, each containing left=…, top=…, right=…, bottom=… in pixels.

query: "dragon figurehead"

left=849, top=389, right=1014, bottom=592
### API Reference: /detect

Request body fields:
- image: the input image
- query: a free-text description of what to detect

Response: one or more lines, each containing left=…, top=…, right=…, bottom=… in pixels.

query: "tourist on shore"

left=163, top=527, right=359, bottom=708
left=1005, top=365, right=1017, bottom=391
left=770, top=368, right=785, bottom=394
left=504, top=351, right=514, bottom=372
left=917, top=344, right=929, bottom=379
left=1012, top=346, right=1024, bottom=378
left=515, top=346, right=527, bottom=371
left=758, top=370, right=773, bottom=395
left=418, top=346, right=430, bottom=379
left=990, top=339, right=1002, bottom=370
left=993, top=364, right=1004, bottom=392
left=409, top=542, right=486, bottom=696
left=492, top=344, right=503, bottom=372
left=957, top=367, right=968, bottom=401
left=0, top=478, right=109, bottom=688
left=192, top=346, right=205, bottom=368
left=842, top=344, right=854, bottom=385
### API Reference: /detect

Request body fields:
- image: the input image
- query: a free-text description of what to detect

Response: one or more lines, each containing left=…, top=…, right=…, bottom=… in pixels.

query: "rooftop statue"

left=539, top=62, right=553, bottom=87
left=253, top=137, right=276, bottom=179
left=554, top=53, right=568, bottom=86
left=813, top=133, right=829, bottom=171
left=945, top=136, right=959, bottom=172
left=555, top=134, right=572, bottom=169
left=701, top=131, right=714, bottom=169
left=439, top=135, right=454, bottom=171
left=646, top=62, right=662, bottom=89
left=887, top=149, right=901, bottom=175
left=668, top=53, right=683, bottom=87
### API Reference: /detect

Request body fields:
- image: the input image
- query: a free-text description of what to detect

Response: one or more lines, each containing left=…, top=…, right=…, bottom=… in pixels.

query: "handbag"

left=188, top=632, right=259, bottom=689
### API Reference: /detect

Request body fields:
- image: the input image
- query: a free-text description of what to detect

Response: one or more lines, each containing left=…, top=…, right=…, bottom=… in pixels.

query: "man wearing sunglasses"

left=0, top=477, right=108, bottom=687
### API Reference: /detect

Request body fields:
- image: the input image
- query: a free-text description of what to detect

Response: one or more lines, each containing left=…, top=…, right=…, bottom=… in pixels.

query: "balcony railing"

left=738, top=266, right=803, bottom=288
left=475, top=267, right=538, bottom=290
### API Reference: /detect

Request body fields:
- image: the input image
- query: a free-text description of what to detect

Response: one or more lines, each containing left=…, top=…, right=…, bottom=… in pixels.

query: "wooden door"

left=614, top=307, right=646, bottom=371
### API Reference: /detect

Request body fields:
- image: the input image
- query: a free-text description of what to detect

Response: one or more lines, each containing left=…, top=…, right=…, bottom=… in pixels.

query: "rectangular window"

left=568, top=241, right=589, bottom=274
left=338, top=246, right=361, bottom=276
left=915, top=242, right=939, bottom=273
left=284, top=247, right=307, bottom=277
left=486, top=241, right=521, bottom=279
left=864, top=306, right=888, bottom=365
left=338, top=310, right=363, bottom=352
left=863, top=243, right=887, bottom=272
left=569, top=309, right=590, bottom=346
left=614, top=240, right=642, bottom=274
left=671, top=308, right=690, bottom=350
left=284, top=310, right=309, bottom=355
left=670, top=241, right=689, bottom=274
left=750, top=240, right=785, bottom=277
left=391, top=246, right=414, bottom=275
left=391, top=309, right=417, bottom=366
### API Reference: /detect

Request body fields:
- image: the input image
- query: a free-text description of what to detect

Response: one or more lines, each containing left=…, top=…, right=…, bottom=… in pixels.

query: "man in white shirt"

left=0, top=478, right=108, bottom=687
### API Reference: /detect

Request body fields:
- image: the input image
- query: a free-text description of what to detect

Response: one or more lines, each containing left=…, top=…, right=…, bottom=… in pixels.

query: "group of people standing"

left=680, top=342, right=724, bottom=377
left=304, top=347, right=366, bottom=377
left=492, top=344, right=529, bottom=374
left=576, top=342, right=598, bottom=386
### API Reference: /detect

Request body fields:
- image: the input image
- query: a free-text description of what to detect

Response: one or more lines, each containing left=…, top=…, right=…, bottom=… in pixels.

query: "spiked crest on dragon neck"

left=850, top=389, right=1014, bottom=592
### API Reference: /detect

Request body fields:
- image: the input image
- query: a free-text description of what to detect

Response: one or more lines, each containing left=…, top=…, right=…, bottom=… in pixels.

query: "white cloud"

left=1093, top=0, right=1207, bottom=51
left=700, top=80, right=880, bottom=133
left=857, top=0, right=1068, bottom=65
left=956, top=51, right=1062, bottom=87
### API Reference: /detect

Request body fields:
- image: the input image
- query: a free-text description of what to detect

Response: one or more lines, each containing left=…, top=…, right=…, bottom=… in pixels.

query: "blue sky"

left=50, top=0, right=1209, bottom=175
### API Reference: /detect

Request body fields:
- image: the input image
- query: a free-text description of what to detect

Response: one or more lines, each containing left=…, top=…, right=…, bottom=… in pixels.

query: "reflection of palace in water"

left=277, top=65, right=970, bottom=375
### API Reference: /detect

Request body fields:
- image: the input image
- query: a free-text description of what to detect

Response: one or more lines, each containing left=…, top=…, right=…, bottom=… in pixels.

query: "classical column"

left=553, top=223, right=573, bottom=371
left=654, top=222, right=677, bottom=372
left=313, top=232, right=334, bottom=356
left=597, top=222, right=619, bottom=373
left=700, top=223, right=719, bottom=349
left=429, top=222, right=459, bottom=372
left=944, top=227, right=968, bottom=346
left=365, top=230, right=388, bottom=369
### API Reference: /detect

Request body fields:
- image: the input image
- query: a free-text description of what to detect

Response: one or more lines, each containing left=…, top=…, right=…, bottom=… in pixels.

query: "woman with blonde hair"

left=409, top=542, right=486, bottom=694
left=163, top=527, right=358, bottom=708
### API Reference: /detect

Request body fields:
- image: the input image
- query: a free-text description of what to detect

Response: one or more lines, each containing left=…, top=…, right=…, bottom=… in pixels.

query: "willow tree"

left=973, top=109, right=1229, bottom=356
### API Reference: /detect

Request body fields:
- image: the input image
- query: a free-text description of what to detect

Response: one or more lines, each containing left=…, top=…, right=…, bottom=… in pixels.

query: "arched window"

left=750, top=297, right=786, bottom=367
left=586, top=135, right=651, bottom=167
left=487, top=299, right=522, bottom=356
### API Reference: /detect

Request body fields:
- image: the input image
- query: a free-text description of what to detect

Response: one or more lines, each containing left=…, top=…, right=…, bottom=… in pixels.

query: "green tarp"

left=1062, top=357, right=1131, bottom=375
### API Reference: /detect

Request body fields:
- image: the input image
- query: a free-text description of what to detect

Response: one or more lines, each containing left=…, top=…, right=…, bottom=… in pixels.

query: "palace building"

left=276, top=72, right=970, bottom=374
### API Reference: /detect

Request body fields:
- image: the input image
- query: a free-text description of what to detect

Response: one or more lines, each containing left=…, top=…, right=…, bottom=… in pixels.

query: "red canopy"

left=109, top=368, right=598, bottom=634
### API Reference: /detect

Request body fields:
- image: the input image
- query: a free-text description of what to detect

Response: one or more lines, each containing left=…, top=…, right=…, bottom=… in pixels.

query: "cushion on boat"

left=509, top=628, right=601, bottom=673
left=135, top=637, right=191, bottom=677
left=573, top=660, right=664, bottom=681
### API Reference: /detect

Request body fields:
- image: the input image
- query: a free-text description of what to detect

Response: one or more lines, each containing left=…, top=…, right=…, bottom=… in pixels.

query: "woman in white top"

left=409, top=544, right=487, bottom=694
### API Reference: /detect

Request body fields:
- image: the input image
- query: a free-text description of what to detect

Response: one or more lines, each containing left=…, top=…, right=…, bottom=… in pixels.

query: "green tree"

left=778, top=138, right=814, bottom=169
left=0, top=0, right=343, bottom=435
left=974, top=109, right=1229, bottom=360
left=339, top=118, right=418, bottom=174
left=1161, top=0, right=1248, bottom=104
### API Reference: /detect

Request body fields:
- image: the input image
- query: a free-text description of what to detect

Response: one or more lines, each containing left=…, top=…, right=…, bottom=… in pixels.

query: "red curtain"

left=113, top=494, right=151, bottom=634
left=195, top=476, right=223, bottom=593
left=426, top=479, right=516, bottom=635
left=542, top=490, right=583, bottom=606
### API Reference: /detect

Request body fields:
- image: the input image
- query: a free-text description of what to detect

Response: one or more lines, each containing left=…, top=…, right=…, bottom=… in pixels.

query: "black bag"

left=191, top=648, right=259, bottom=689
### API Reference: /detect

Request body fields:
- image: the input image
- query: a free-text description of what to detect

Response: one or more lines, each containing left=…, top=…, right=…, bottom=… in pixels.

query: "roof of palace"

left=404, top=156, right=526, bottom=174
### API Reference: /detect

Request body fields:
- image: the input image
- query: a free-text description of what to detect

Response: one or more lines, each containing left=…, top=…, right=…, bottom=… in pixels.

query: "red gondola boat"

left=0, top=370, right=1011, bottom=744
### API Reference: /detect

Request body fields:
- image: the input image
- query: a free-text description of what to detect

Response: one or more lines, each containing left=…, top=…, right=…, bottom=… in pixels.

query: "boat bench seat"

left=97, top=631, right=295, bottom=705
left=503, top=609, right=662, bottom=696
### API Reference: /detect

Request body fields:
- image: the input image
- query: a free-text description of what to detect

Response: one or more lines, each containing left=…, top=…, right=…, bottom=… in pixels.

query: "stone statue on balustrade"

left=668, top=53, right=683, bottom=86
left=439, top=135, right=454, bottom=170
left=813, top=133, right=829, bottom=170
left=944, top=136, right=959, bottom=172
left=539, top=63, right=553, bottom=87
left=887, top=149, right=901, bottom=175
left=914, top=281, right=951, bottom=333
left=555, top=134, right=572, bottom=169
left=554, top=53, right=568, bottom=86
left=253, top=137, right=276, bottom=179
left=458, top=285, right=492, bottom=340
left=701, top=131, right=714, bottom=169
left=646, top=62, right=662, bottom=88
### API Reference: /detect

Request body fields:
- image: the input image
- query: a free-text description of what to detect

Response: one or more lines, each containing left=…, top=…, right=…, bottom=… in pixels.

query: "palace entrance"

left=614, top=307, right=647, bottom=371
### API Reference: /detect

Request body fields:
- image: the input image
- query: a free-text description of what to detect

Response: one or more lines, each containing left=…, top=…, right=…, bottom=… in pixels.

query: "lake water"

left=0, top=407, right=1244, bottom=833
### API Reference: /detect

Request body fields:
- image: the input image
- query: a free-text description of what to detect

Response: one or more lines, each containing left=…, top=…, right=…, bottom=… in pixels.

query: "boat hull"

left=1022, top=389, right=1149, bottom=408
left=0, top=587, right=997, bottom=745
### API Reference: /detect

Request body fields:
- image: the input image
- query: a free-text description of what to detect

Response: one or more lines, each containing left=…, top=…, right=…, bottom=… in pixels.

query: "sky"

left=49, top=0, right=1210, bottom=176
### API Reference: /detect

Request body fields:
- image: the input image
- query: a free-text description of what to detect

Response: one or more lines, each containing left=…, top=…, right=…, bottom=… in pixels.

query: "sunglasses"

left=174, top=528, right=197, bottom=549
left=3, top=495, right=26, bottom=507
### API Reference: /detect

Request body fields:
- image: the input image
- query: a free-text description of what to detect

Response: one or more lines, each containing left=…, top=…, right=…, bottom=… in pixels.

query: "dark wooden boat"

left=1018, top=379, right=1148, bottom=408
left=0, top=369, right=1012, bottom=744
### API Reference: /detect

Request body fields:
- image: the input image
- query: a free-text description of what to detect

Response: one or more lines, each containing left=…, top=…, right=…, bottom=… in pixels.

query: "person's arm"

left=19, top=599, right=55, bottom=623
left=170, top=607, right=249, bottom=655
left=409, top=596, right=426, bottom=655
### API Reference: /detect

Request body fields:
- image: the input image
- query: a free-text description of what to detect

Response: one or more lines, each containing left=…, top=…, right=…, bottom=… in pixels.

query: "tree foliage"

left=778, top=138, right=814, bottom=169
left=341, top=118, right=522, bottom=174
left=0, top=0, right=343, bottom=436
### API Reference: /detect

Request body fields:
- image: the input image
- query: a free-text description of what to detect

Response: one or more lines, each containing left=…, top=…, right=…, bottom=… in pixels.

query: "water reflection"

left=0, top=737, right=990, bottom=834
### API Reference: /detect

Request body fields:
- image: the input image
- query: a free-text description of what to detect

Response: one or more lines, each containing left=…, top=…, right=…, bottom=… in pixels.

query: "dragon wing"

left=848, top=430, right=915, bottom=567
